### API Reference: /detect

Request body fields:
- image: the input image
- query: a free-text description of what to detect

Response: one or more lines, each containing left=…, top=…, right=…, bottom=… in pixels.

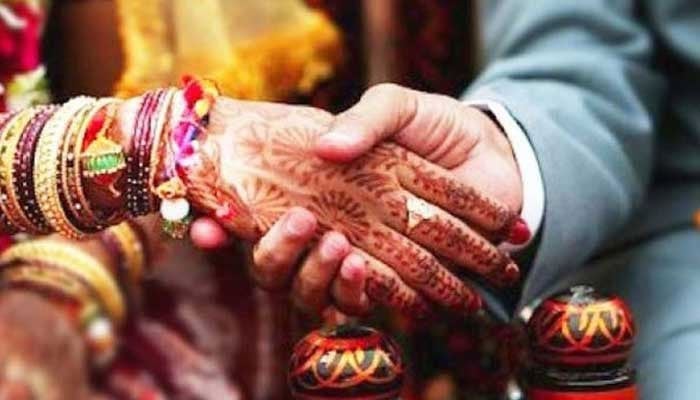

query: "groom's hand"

left=315, top=83, right=524, bottom=216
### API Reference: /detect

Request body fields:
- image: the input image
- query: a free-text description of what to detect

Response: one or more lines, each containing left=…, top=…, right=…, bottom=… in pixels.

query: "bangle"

left=148, top=88, right=176, bottom=209
left=66, top=99, right=124, bottom=232
left=35, top=97, right=96, bottom=239
left=2, top=261, right=118, bottom=366
left=81, top=99, right=126, bottom=191
left=127, top=89, right=165, bottom=217
left=0, top=112, right=20, bottom=234
left=157, top=77, right=219, bottom=239
left=0, top=261, right=96, bottom=308
left=0, top=108, right=41, bottom=233
left=61, top=102, right=96, bottom=232
left=100, top=220, right=147, bottom=301
left=0, top=239, right=126, bottom=326
left=13, top=106, right=58, bottom=235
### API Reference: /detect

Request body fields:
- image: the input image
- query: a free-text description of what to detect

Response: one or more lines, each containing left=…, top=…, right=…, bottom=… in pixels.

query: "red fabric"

left=0, top=2, right=42, bottom=81
left=530, top=386, right=638, bottom=400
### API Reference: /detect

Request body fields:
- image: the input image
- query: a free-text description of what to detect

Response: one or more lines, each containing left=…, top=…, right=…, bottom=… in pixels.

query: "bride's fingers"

left=331, top=252, right=371, bottom=316
left=396, top=155, right=529, bottom=244
left=355, top=225, right=482, bottom=314
left=381, top=193, right=519, bottom=286
left=291, top=231, right=352, bottom=314
left=357, top=249, right=431, bottom=318
left=190, top=217, right=229, bottom=249
left=251, top=207, right=317, bottom=290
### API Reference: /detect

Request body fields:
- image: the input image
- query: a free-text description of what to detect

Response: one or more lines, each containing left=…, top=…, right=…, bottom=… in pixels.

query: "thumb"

left=315, top=83, right=418, bottom=162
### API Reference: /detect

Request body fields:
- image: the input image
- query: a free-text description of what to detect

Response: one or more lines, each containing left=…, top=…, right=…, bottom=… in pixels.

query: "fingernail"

left=285, top=211, right=314, bottom=237
left=341, top=255, right=366, bottom=281
left=504, top=263, right=520, bottom=283
left=508, top=218, right=531, bottom=245
left=467, top=294, right=483, bottom=314
left=317, top=130, right=360, bottom=149
left=320, top=233, right=349, bottom=262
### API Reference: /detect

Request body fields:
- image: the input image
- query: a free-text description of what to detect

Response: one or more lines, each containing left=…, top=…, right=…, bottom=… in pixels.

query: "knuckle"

left=367, top=83, right=404, bottom=99
left=335, top=299, right=369, bottom=317
left=251, top=268, right=282, bottom=290
left=297, top=273, right=329, bottom=298
left=291, top=293, right=323, bottom=315
left=293, top=277, right=328, bottom=313
left=253, top=245, right=285, bottom=269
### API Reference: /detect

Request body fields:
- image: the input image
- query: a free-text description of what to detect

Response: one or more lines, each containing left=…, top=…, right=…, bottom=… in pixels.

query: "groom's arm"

left=466, top=0, right=667, bottom=305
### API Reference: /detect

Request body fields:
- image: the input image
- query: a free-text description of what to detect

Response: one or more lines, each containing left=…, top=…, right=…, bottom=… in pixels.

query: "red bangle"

left=13, top=106, right=57, bottom=234
left=127, top=89, right=165, bottom=217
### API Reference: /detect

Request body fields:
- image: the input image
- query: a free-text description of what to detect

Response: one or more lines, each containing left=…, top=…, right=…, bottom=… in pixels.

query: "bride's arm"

left=0, top=81, right=522, bottom=317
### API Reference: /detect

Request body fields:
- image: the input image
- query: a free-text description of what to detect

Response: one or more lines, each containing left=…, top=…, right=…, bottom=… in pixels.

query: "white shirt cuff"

left=464, top=100, right=545, bottom=253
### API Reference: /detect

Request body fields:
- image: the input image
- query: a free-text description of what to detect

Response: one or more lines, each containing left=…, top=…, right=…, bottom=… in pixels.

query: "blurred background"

left=42, top=0, right=478, bottom=110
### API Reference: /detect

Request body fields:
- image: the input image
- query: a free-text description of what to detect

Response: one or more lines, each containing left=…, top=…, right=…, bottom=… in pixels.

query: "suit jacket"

left=465, top=1, right=700, bottom=311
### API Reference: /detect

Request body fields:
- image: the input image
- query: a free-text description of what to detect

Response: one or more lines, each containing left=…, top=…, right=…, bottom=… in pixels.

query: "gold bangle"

left=0, top=108, right=41, bottom=233
left=0, top=239, right=126, bottom=325
left=63, top=99, right=117, bottom=232
left=148, top=88, right=176, bottom=203
left=106, top=221, right=146, bottom=288
left=61, top=104, right=92, bottom=231
left=1, top=262, right=95, bottom=306
left=35, top=97, right=96, bottom=239
left=0, top=112, right=19, bottom=234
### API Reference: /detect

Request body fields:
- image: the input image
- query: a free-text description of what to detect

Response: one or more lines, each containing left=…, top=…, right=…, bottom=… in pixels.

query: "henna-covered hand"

left=185, top=98, right=523, bottom=317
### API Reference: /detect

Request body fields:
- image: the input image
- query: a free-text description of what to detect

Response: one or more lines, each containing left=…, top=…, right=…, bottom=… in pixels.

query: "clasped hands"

left=185, top=84, right=527, bottom=317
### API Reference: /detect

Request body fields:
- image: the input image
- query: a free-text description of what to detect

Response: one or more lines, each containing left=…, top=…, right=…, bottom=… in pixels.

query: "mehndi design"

left=180, top=98, right=523, bottom=315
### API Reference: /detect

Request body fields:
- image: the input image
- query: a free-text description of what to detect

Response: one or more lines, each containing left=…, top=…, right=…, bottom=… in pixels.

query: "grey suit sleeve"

left=465, top=1, right=667, bottom=306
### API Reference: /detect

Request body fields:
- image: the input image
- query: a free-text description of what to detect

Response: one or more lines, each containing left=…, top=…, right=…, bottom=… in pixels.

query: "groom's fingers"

left=252, top=207, right=317, bottom=290
left=315, top=83, right=419, bottom=162
left=315, top=84, right=478, bottom=168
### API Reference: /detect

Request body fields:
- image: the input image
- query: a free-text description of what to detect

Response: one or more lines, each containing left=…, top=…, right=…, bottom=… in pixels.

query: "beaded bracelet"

left=13, top=106, right=58, bottom=235
left=35, top=97, right=96, bottom=240
left=0, top=108, right=42, bottom=233
left=127, top=89, right=165, bottom=217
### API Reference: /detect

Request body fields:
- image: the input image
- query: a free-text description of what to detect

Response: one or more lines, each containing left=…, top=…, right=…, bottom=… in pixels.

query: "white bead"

left=160, top=198, right=190, bottom=221
left=87, top=317, right=113, bottom=341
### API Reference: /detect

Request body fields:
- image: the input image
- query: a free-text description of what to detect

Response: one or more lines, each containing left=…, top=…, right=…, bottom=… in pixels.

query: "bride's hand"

left=186, top=98, right=521, bottom=317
